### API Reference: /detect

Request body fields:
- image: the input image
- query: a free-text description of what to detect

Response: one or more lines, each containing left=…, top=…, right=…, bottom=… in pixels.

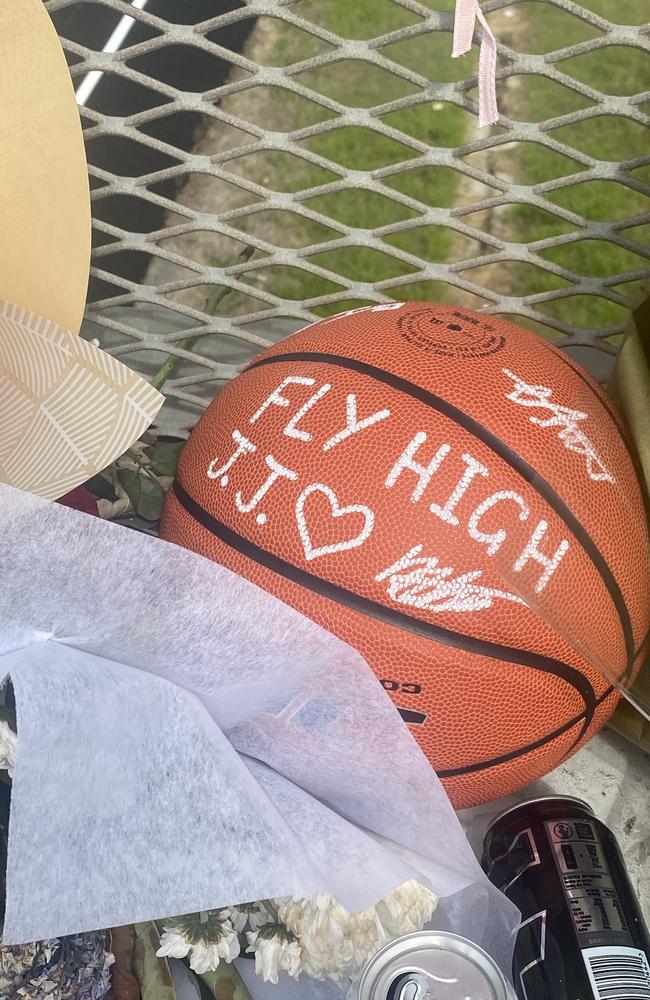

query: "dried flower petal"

left=156, top=927, right=191, bottom=961
left=247, top=926, right=302, bottom=984
left=0, top=931, right=113, bottom=999
left=156, top=913, right=239, bottom=974
left=376, top=880, right=438, bottom=936
left=274, top=881, right=438, bottom=983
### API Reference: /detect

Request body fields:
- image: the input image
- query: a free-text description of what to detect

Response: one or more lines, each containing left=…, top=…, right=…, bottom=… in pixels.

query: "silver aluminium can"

left=347, top=930, right=516, bottom=999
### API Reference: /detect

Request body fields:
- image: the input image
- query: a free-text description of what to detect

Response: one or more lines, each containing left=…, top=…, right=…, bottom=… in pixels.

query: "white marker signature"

left=376, top=545, right=524, bottom=613
left=502, top=368, right=614, bottom=484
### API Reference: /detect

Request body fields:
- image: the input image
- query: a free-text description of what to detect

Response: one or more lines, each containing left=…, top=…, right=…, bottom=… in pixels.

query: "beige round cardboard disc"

left=0, top=0, right=90, bottom=333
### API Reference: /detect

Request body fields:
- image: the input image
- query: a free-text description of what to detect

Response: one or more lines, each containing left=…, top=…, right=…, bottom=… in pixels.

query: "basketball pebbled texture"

left=161, top=302, right=650, bottom=808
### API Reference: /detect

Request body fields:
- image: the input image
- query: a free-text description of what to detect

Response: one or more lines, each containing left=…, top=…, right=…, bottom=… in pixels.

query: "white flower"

left=247, top=927, right=302, bottom=984
left=249, top=905, right=273, bottom=932
left=375, top=880, right=438, bottom=936
left=227, top=903, right=271, bottom=933
left=346, top=906, right=387, bottom=976
left=224, top=907, right=248, bottom=934
left=0, top=721, right=16, bottom=778
left=157, top=926, right=191, bottom=960
left=278, top=893, right=386, bottom=983
left=272, top=882, right=437, bottom=984
left=189, top=927, right=239, bottom=975
left=278, top=894, right=349, bottom=977
left=156, top=912, right=239, bottom=974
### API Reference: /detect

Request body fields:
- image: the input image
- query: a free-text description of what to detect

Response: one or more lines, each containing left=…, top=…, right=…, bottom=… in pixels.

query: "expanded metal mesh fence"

left=46, top=0, right=650, bottom=432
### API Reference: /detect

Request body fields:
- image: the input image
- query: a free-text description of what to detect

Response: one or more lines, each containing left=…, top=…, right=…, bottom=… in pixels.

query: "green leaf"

left=149, top=441, right=184, bottom=477
left=191, top=962, right=253, bottom=1000
left=136, top=476, right=165, bottom=522
left=133, top=921, right=177, bottom=1000
left=117, top=468, right=165, bottom=521
left=117, top=468, right=142, bottom=511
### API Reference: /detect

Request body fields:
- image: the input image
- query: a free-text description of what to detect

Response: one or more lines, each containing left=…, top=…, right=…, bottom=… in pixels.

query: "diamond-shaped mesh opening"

left=539, top=240, right=648, bottom=277
left=86, top=135, right=180, bottom=177
left=82, top=71, right=172, bottom=115
left=97, top=249, right=195, bottom=285
left=536, top=294, right=629, bottom=329
left=170, top=289, right=270, bottom=323
left=149, top=173, right=259, bottom=213
left=231, top=210, right=339, bottom=248
left=304, top=189, right=418, bottom=228
left=45, top=0, right=649, bottom=426
left=227, top=85, right=334, bottom=130
left=462, top=261, right=570, bottom=295
left=302, top=127, right=417, bottom=169
left=210, top=16, right=332, bottom=66
left=560, top=45, right=650, bottom=96
left=461, top=203, right=576, bottom=240
left=151, top=0, right=246, bottom=26
left=155, top=231, right=260, bottom=268
left=505, top=1, right=602, bottom=53
left=464, top=143, right=582, bottom=183
left=48, top=2, right=162, bottom=48
left=384, top=226, right=485, bottom=263
left=546, top=181, right=650, bottom=222
left=241, top=264, right=344, bottom=301
left=391, top=279, right=491, bottom=310
left=137, top=111, right=250, bottom=153
left=297, top=0, right=419, bottom=38
left=382, top=103, right=478, bottom=146
left=549, top=116, right=648, bottom=160
left=92, top=194, right=183, bottom=234
left=225, top=151, right=340, bottom=192
left=494, top=75, right=593, bottom=122
left=295, top=61, right=419, bottom=107
left=128, top=45, right=251, bottom=91
left=498, top=314, right=565, bottom=340
left=384, top=166, right=461, bottom=209
left=383, top=31, right=479, bottom=82
left=308, top=246, right=418, bottom=282
left=92, top=226, right=119, bottom=250
left=577, top=0, right=648, bottom=23
left=623, top=220, right=650, bottom=241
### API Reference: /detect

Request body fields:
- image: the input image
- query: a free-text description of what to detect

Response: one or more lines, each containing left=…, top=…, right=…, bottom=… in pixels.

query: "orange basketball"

left=161, top=302, right=649, bottom=808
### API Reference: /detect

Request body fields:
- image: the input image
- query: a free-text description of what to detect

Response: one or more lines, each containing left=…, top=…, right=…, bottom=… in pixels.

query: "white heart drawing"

left=295, top=483, right=375, bottom=561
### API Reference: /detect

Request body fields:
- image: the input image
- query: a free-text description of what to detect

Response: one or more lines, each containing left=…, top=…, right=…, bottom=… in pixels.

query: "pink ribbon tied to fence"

left=453, top=0, right=499, bottom=127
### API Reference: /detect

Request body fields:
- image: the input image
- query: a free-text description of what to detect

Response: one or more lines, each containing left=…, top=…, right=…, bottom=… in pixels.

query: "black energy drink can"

left=482, top=796, right=650, bottom=999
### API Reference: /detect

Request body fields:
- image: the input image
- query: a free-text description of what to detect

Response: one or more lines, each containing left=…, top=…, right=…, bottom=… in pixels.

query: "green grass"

left=225, top=0, right=474, bottom=314
left=501, top=0, right=650, bottom=332
left=221, top=0, right=649, bottom=328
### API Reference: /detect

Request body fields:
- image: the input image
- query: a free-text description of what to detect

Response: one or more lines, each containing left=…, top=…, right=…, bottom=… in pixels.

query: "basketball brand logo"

left=398, top=307, right=505, bottom=359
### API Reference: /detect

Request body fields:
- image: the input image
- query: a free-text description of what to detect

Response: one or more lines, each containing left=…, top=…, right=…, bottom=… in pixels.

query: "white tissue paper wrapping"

left=0, top=484, right=518, bottom=979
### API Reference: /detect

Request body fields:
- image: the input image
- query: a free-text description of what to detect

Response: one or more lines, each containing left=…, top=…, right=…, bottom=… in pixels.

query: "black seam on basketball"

left=246, top=350, right=634, bottom=671
left=635, top=628, right=650, bottom=661
left=437, top=686, right=615, bottom=778
left=545, top=342, right=626, bottom=436
left=171, top=479, right=597, bottom=746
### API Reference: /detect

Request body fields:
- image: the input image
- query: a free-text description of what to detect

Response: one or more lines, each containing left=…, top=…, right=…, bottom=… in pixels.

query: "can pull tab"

left=397, top=983, right=421, bottom=1000
left=389, top=974, right=436, bottom=1000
